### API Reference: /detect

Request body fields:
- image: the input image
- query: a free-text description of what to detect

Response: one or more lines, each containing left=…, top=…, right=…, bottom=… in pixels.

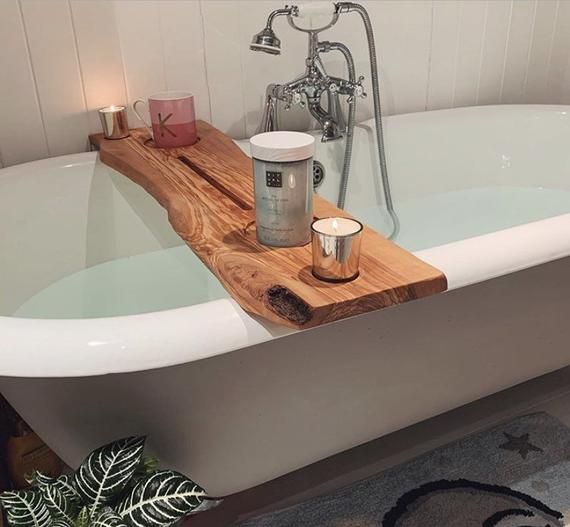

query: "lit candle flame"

left=99, top=105, right=124, bottom=113
left=332, top=218, right=339, bottom=233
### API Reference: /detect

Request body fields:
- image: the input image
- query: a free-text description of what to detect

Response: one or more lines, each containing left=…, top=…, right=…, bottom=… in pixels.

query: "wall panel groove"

left=479, top=0, right=511, bottom=105
left=453, top=1, right=487, bottom=108
left=200, top=0, right=246, bottom=138
left=525, top=0, right=558, bottom=103
left=157, top=1, right=211, bottom=123
left=20, top=0, right=90, bottom=156
left=501, top=0, right=536, bottom=103
left=114, top=0, right=167, bottom=128
left=17, top=0, right=50, bottom=158
left=0, top=0, right=49, bottom=166
left=423, top=0, right=436, bottom=112
left=522, top=0, right=539, bottom=100
left=67, top=0, right=89, bottom=127
left=428, top=0, right=461, bottom=110
left=198, top=0, right=214, bottom=123
left=70, top=0, right=129, bottom=134
left=548, top=0, right=570, bottom=103
left=498, top=0, right=515, bottom=102
left=474, top=0, right=489, bottom=106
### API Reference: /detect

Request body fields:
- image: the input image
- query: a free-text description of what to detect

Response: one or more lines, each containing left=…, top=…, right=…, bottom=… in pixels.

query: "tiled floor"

left=191, top=366, right=570, bottom=526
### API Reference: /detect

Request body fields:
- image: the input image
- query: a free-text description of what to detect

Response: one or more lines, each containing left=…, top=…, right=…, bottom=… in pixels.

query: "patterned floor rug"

left=239, top=412, right=570, bottom=526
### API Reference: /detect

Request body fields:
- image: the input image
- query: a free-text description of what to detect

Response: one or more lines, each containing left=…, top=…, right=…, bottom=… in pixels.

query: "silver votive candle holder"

left=311, top=217, right=363, bottom=282
left=99, top=105, right=130, bottom=139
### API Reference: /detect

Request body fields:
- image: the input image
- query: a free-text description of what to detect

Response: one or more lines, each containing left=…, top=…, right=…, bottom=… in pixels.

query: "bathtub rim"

left=2, top=210, right=568, bottom=378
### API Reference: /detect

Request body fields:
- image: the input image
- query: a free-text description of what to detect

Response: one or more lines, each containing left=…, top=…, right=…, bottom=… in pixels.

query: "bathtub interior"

left=4, top=106, right=570, bottom=319
left=304, top=107, right=570, bottom=250
left=0, top=156, right=228, bottom=319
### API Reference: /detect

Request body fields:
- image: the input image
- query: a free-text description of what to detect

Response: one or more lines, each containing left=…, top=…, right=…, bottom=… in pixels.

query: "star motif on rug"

left=499, top=432, right=543, bottom=459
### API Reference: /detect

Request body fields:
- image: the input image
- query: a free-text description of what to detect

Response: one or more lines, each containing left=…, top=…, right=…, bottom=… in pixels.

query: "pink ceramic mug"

left=133, top=92, right=198, bottom=148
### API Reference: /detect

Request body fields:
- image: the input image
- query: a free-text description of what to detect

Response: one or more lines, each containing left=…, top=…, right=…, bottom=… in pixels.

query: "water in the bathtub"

left=352, top=186, right=570, bottom=252
left=3, top=162, right=229, bottom=320
left=14, top=245, right=228, bottom=319
left=15, top=184, right=570, bottom=318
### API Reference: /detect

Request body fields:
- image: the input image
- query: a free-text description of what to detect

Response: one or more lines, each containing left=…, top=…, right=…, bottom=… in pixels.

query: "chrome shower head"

left=249, top=7, right=295, bottom=55
left=250, top=27, right=281, bottom=55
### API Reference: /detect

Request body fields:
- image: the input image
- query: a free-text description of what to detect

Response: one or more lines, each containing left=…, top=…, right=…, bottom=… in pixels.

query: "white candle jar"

left=250, top=131, right=315, bottom=247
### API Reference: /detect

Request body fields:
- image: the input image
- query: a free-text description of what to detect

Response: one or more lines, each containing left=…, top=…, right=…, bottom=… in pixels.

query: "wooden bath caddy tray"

left=89, top=122, right=447, bottom=329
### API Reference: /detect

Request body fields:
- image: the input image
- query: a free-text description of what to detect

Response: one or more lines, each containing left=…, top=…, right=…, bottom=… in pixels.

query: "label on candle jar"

left=253, top=159, right=313, bottom=247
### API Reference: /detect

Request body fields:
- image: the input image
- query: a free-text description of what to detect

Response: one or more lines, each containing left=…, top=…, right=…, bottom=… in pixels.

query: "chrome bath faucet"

left=249, top=2, right=400, bottom=239
left=250, top=3, right=366, bottom=142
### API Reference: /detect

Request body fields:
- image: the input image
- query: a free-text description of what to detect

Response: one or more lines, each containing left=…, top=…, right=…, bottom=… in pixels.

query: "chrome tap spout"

left=307, top=97, right=342, bottom=142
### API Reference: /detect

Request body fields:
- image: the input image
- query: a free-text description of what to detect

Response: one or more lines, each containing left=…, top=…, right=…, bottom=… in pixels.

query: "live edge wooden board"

left=89, top=122, right=447, bottom=329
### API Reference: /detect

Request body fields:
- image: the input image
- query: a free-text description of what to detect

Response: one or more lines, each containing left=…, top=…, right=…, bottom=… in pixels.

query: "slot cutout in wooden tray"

left=90, top=122, right=447, bottom=329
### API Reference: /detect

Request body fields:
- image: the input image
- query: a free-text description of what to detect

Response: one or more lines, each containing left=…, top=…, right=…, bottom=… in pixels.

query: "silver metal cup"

left=311, top=217, right=363, bottom=282
left=99, top=106, right=130, bottom=140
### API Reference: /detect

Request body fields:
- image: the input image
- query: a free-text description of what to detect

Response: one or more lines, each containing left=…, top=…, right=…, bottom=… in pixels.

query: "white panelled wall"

left=1, top=0, right=570, bottom=168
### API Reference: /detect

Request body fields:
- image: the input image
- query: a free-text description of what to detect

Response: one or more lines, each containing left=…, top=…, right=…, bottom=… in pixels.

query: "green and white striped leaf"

left=74, top=507, right=90, bottom=527
left=24, top=471, right=63, bottom=488
left=0, top=491, right=51, bottom=527
left=74, top=437, right=145, bottom=514
left=51, top=520, right=72, bottom=527
left=32, top=473, right=81, bottom=504
left=27, top=472, right=53, bottom=488
left=117, top=470, right=206, bottom=527
left=91, top=509, right=128, bottom=527
left=39, top=485, right=78, bottom=523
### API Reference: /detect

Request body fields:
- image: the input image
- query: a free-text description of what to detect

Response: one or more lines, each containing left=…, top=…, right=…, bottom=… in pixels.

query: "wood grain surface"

left=90, top=122, right=447, bottom=329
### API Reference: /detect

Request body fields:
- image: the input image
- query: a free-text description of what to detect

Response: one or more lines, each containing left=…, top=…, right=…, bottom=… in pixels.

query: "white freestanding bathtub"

left=2, top=105, right=570, bottom=496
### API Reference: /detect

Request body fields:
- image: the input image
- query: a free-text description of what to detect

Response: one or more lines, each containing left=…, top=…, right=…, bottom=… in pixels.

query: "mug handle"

left=132, top=99, right=152, bottom=133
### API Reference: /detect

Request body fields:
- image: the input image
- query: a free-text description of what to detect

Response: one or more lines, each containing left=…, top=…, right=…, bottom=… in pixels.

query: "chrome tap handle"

left=355, top=75, right=367, bottom=97
left=346, top=76, right=367, bottom=103
left=281, top=87, right=306, bottom=110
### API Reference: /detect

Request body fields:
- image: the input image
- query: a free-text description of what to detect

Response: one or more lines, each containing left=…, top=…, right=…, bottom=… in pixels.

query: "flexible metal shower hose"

left=326, top=42, right=356, bottom=213
left=337, top=2, right=400, bottom=239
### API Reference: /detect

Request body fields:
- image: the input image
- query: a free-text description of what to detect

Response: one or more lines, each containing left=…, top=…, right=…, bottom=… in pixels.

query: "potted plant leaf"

left=0, top=437, right=219, bottom=527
